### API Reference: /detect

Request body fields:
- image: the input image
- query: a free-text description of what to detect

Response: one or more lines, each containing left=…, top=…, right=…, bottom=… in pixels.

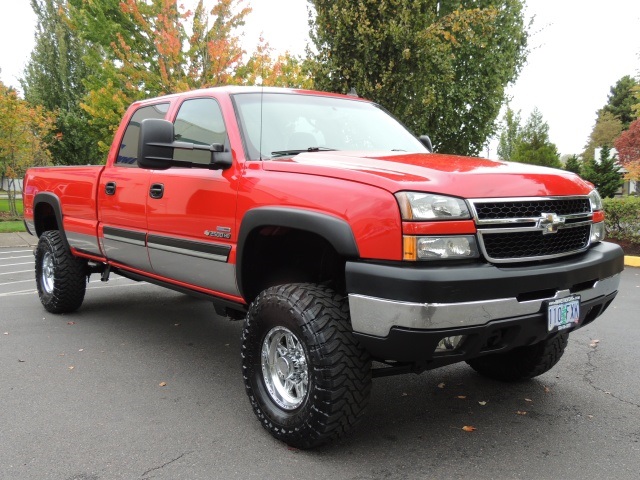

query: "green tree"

left=582, top=146, right=623, bottom=198
left=510, top=108, right=561, bottom=168
left=582, top=110, right=624, bottom=162
left=602, top=75, right=638, bottom=129
left=0, top=81, right=55, bottom=216
left=497, top=106, right=521, bottom=161
left=564, top=154, right=582, bottom=176
left=308, top=0, right=528, bottom=156
left=21, top=0, right=101, bottom=165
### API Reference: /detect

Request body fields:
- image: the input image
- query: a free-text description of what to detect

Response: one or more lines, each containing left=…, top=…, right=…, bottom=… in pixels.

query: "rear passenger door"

left=145, top=97, right=240, bottom=297
left=98, top=103, right=169, bottom=272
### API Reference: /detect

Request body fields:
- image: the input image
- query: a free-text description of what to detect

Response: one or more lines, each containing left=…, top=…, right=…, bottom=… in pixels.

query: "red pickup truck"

left=23, top=86, right=624, bottom=448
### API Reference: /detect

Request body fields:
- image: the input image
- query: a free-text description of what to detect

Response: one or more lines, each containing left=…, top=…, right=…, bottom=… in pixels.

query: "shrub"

left=603, top=196, right=640, bottom=243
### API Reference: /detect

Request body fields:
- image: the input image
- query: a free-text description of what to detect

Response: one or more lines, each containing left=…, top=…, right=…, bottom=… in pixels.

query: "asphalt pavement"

left=1, top=242, right=639, bottom=480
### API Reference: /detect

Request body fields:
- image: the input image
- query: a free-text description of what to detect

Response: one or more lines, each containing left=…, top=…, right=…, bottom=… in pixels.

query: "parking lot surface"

left=1, top=245, right=639, bottom=479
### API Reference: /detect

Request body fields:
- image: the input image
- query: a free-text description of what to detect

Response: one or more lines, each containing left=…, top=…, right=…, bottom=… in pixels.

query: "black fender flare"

left=236, top=207, right=360, bottom=300
left=33, top=192, right=69, bottom=248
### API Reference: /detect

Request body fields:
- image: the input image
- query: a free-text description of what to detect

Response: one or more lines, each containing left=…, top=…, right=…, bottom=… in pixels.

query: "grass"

left=0, top=197, right=24, bottom=214
left=0, top=195, right=26, bottom=232
left=0, top=221, right=26, bottom=233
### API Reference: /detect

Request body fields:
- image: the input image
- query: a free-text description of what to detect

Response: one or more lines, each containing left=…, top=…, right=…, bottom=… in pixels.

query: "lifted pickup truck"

left=23, top=86, right=624, bottom=448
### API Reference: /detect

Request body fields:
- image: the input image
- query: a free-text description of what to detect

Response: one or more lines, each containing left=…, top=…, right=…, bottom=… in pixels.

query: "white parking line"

left=0, top=262, right=35, bottom=267
left=0, top=270, right=32, bottom=276
left=0, top=281, right=151, bottom=298
left=0, top=255, right=34, bottom=260
left=0, top=250, right=34, bottom=255
left=0, top=279, right=34, bottom=287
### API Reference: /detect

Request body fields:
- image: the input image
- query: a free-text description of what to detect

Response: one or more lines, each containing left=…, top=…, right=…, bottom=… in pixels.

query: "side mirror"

left=138, top=118, right=175, bottom=170
left=419, top=135, right=433, bottom=153
left=137, top=118, right=231, bottom=170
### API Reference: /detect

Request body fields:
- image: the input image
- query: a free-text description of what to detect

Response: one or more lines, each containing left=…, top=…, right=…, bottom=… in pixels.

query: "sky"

left=1, top=0, right=639, bottom=158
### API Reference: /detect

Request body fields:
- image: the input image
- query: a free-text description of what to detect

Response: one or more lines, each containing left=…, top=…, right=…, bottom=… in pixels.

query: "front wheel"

left=466, top=332, right=569, bottom=382
left=241, top=284, right=372, bottom=449
left=35, top=230, right=87, bottom=313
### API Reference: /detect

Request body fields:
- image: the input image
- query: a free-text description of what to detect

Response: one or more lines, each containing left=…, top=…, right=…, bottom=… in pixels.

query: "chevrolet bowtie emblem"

left=537, top=212, right=565, bottom=235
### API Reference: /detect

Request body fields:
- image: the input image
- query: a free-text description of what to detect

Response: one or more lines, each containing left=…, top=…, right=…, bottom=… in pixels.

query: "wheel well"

left=34, top=201, right=59, bottom=236
left=241, top=226, right=346, bottom=303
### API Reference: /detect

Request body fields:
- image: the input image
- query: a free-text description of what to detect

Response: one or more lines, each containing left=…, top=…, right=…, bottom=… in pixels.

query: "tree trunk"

left=7, top=178, right=18, bottom=218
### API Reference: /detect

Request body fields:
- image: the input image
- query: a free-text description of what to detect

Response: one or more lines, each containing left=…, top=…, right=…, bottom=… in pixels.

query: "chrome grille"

left=470, top=196, right=594, bottom=263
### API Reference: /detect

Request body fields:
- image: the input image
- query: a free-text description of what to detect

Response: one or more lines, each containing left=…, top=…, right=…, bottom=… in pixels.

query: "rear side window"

left=117, top=103, right=170, bottom=166
left=173, top=98, right=227, bottom=165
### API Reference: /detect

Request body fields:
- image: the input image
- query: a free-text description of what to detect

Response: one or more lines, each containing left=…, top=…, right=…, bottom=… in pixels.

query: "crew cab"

left=23, top=86, right=624, bottom=448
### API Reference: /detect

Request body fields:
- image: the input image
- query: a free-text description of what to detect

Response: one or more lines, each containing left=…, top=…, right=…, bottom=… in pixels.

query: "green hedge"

left=603, top=196, right=640, bottom=243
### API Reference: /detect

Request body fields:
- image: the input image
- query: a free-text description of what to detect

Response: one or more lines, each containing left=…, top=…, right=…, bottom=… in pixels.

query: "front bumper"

left=346, top=242, right=624, bottom=365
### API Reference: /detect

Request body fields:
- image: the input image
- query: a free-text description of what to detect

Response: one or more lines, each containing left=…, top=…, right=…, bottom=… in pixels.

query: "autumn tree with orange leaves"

left=64, top=0, right=310, bottom=153
left=614, top=118, right=640, bottom=182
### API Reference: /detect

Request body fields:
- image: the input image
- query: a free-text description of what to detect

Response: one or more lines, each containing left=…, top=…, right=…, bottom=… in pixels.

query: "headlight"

left=588, top=189, right=603, bottom=211
left=403, top=235, right=479, bottom=261
left=396, top=192, right=470, bottom=220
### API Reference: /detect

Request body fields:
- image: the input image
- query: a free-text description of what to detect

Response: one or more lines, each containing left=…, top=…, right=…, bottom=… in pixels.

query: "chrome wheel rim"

left=261, top=326, right=309, bottom=410
left=41, top=252, right=55, bottom=294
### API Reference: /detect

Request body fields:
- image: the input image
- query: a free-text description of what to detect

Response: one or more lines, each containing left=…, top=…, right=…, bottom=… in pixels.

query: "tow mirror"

left=137, top=118, right=231, bottom=170
left=419, top=135, right=433, bottom=153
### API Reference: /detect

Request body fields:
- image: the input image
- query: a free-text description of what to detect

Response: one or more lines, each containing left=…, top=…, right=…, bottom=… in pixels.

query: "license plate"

left=547, top=295, right=581, bottom=332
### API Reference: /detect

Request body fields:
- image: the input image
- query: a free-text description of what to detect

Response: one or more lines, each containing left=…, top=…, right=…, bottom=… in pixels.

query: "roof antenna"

left=347, top=87, right=359, bottom=98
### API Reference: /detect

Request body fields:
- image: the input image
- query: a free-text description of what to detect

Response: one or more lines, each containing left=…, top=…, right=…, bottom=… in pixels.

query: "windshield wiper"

left=271, top=147, right=337, bottom=158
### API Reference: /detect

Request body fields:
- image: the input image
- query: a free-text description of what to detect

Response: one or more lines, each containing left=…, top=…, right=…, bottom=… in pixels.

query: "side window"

left=174, top=98, right=228, bottom=165
left=116, top=103, right=170, bottom=167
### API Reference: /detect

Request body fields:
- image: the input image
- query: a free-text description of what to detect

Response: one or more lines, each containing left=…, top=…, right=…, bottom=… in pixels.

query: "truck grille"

left=475, top=199, right=591, bottom=220
left=481, top=225, right=591, bottom=260
left=470, top=197, right=594, bottom=263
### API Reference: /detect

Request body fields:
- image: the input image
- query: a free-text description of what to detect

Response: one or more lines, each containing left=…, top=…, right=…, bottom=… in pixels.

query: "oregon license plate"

left=547, top=295, right=581, bottom=332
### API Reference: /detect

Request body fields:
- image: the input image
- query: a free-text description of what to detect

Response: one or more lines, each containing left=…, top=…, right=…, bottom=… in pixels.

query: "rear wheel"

left=466, top=332, right=569, bottom=381
left=35, top=230, right=87, bottom=313
left=241, top=283, right=371, bottom=449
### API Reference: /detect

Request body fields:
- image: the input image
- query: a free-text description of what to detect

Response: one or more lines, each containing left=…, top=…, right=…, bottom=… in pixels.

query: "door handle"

left=149, top=183, right=164, bottom=199
left=105, top=182, right=116, bottom=195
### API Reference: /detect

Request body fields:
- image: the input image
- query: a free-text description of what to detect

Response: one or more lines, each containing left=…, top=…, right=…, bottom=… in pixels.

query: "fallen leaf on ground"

left=588, top=415, right=594, bottom=419
left=437, top=383, right=445, bottom=389
left=3, top=332, right=8, bottom=335
left=68, top=366, right=75, bottom=370
left=462, top=426, right=477, bottom=432
left=78, top=349, right=84, bottom=352
left=524, top=398, right=533, bottom=402
left=456, top=395, right=467, bottom=399
left=159, top=382, right=167, bottom=387
left=67, top=322, right=75, bottom=326
left=478, top=401, right=487, bottom=406
left=544, top=386, right=551, bottom=393
left=516, top=411, right=527, bottom=415
left=402, top=392, right=409, bottom=396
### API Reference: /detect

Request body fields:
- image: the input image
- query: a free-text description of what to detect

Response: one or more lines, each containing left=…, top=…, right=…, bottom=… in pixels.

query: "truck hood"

left=262, top=151, right=593, bottom=198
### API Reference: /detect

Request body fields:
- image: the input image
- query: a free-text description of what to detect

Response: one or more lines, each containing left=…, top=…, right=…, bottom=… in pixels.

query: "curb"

left=625, top=256, right=640, bottom=268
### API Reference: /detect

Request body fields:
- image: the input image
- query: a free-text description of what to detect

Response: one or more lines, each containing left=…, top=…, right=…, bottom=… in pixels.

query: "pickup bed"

left=23, top=86, right=624, bottom=448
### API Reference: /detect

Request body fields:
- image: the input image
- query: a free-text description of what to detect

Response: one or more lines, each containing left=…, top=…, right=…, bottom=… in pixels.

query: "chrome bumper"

left=348, top=273, right=621, bottom=338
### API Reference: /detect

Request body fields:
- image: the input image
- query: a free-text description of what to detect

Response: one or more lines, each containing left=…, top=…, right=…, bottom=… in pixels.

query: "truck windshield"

left=232, top=92, right=428, bottom=160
